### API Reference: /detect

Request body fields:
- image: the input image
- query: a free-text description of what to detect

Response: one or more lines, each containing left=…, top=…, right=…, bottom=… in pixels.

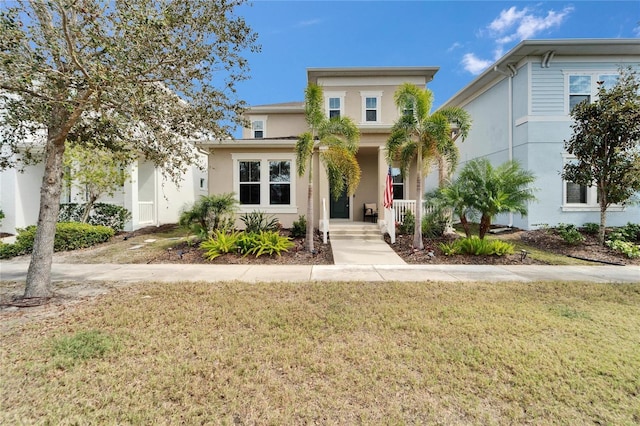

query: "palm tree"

left=385, top=83, right=471, bottom=250
left=458, top=159, right=537, bottom=239
left=296, top=84, right=361, bottom=252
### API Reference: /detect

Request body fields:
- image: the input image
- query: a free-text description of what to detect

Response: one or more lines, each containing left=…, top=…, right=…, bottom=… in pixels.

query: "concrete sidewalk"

left=1, top=262, right=638, bottom=283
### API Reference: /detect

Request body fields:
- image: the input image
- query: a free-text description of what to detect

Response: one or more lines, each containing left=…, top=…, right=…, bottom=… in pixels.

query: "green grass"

left=2, top=280, right=639, bottom=424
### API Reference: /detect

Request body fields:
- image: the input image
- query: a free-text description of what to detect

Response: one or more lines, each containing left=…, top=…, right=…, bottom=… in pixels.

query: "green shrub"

left=0, top=242, right=24, bottom=259
left=291, top=215, right=307, bottom=238
left=556, top=223, right=585, bottom=245
left=605, top=240, right=640, bottom=258
left=7, top=222, right=114, bottom=257
left=438, top=241, right=459, bottom=256
left=608, top=222, right=640, bottom=243
left=200, top=230, right=293, bottom=259
left=248, top=231, right=294, bottom=257
left=399, top=210, right=415, bottom=235
left=179, top=193, right=238, bottom=237
left=0, top=208, right=4, bottom=225
left=582, top=222, right=600, bottom=235
left=439, top=237, right=514, bottom=256
left=59, top=203, right=131, bottom=231
left=422, top=211, right=448, bottom=238
left=240, top=211, right=280, bottom=234
left=200, top=230, right=241, bottom=260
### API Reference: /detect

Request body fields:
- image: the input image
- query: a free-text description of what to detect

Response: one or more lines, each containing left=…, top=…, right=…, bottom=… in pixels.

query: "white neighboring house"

left=0, top=150, right=209, bottom=235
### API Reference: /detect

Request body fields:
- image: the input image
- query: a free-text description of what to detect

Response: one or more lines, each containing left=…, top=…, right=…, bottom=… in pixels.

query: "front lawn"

left=2, top=280, right=639, bottom=424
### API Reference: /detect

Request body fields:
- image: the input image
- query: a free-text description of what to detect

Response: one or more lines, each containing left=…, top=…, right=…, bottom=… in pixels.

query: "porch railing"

left=391, top=200, right=443, bottom=224
left=138, top=201, right=155, bottom=225
left=390, top=200, right=432, bottom=223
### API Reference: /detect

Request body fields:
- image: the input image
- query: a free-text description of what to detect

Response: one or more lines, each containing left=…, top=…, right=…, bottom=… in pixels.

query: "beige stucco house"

left=197, top=67, right=438, bottom=230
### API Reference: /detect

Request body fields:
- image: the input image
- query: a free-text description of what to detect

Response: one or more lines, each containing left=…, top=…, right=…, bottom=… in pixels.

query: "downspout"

left=508, top=69, right=514, bottom=228
left=495, top=64, right=516, bottom=227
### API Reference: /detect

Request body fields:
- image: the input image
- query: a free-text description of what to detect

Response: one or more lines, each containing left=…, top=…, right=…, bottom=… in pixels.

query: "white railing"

left=138, top=201, right=155, bottom=224
left=391, top=200, right=440, bottom=224
left=320, top=198, right=329, bottom=244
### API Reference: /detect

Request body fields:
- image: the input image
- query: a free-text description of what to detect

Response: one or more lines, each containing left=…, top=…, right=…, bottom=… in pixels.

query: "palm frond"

left=295, top=132, right=314, bottom=177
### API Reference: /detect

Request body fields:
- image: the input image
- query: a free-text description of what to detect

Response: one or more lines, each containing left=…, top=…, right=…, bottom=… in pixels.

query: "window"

left=329, top=97, right=341, bottom=119
left=360, top=91, right=382, bottom=123
left=199, top=178, right=206, bottom=190
left=239, top=160, right=261, bottom=204
left=233, top=154, right=296, bottom=212
left=365, top=97, right=377, bottom=122
left=567, top=72, right=618, bottom=112
left=252, top=120, right=264, bottom=139
left=565, top=182, right=587, bottom=204
left=391, top=167, right=404, bottom=199
left=325, top=92, right=345, bottom=119
left=269, top=161, right=291, bottom=205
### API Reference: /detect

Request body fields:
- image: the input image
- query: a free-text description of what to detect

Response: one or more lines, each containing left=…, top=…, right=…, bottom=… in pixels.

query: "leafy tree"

left=562, top=68, right=640, bottom=244
left=385, top=83, right=471, bottom=250
left=0, top=0, right=258, bottom=298
left=295, top=84, right=360, bottom=252
left=63, top=143, right=132, bottom=223
left=454, top=159, right=536, bottom=239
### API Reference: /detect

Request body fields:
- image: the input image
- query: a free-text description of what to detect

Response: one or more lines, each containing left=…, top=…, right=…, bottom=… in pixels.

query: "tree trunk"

left=437, top=156, right=448, bottom=188
left=413, top=147, right=424, bottom=250
left=81, top=196, right=98, bottom=223
left=24, top=135, right=66, bottom=298
left=459, top=214, right=471, bottom=238
left=479, top=214, right=491, bottom=239
left=599, top=203, right=607, bottom=246
left=306, top=158, right=314, bottom=253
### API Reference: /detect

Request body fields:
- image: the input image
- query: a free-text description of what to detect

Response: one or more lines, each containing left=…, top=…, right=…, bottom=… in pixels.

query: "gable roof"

left=441, top=38, right=640, bottom=109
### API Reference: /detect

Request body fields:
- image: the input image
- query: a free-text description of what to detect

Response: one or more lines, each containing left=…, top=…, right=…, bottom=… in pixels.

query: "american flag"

left=383, top=167, right=393, bottom=209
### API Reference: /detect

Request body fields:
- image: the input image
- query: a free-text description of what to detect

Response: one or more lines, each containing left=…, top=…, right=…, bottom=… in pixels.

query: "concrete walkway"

left=329, top=222, right=406, bottom=265
left=1, top=262, right=638, bottom=283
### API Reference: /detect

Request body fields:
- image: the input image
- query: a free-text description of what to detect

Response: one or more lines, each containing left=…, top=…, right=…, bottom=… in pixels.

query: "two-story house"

left=198, top=67, right=438, bottom=229
left=438, top=39, right=640, bottom=230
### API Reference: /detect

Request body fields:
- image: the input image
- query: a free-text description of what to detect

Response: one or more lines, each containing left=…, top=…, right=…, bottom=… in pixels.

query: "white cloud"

left=461, top=53, right=493, bottom=75
left=489, top=6, right=529, bottom=33
left=462, top=5, right=574, bottom=75
left=295, top=19, right=322, bottom=28
left=448, top=42, right=463, bottom=52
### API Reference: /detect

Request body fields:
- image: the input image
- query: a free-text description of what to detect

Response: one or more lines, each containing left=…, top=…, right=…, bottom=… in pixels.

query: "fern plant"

left=249, top=231, right=294, bottom=257
left=200, top=230, right=241, bottom=260
left=439, top=237, right=514, bottom=256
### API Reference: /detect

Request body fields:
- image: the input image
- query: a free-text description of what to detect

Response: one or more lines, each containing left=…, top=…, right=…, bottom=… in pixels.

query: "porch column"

left=123, top=161, right=138, bottom=232
left=317, top=147, right=330, bottom=225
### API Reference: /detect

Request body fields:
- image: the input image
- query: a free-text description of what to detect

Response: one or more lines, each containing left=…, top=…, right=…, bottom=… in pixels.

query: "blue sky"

left=234, top=0, right=639, bottom=114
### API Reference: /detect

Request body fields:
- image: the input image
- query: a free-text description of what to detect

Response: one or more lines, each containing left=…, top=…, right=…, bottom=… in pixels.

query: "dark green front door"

left=330, top=188, right=349, bottom=219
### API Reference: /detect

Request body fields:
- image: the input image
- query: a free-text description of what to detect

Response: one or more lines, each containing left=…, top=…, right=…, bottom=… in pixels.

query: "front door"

left=330, top=188, right=349, bottom=219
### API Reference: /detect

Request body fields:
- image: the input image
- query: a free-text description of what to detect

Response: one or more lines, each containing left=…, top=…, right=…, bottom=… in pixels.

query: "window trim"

left=561, top=154, right=625, bottom=212
left=325, top=91, right=345, bottom=119
left=250, top=116, right=267, bottom=139
left=563, top=70, right=618, bottom=115
left=232, top=153, right=297, bottom=213
left=360, top=91, right=382, bottom=124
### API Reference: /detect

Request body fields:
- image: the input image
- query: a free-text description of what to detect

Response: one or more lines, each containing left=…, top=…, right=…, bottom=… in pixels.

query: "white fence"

left=390, top=200, right=439, bottom=224
left=138, top=201, right=155, bottom=225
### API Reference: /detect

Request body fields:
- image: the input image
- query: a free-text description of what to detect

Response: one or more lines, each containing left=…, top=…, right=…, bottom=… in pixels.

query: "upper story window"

left=329, top=98, right=341, bottom=118
left=252, top=120, right=264, bottom=139
left=365, top=97, right=378, bottom=121
left=567, top=72, right=618, bottom=112
left=325, top=92, right=345, bottom=119
left=360, top=91, right=382, bottom=123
